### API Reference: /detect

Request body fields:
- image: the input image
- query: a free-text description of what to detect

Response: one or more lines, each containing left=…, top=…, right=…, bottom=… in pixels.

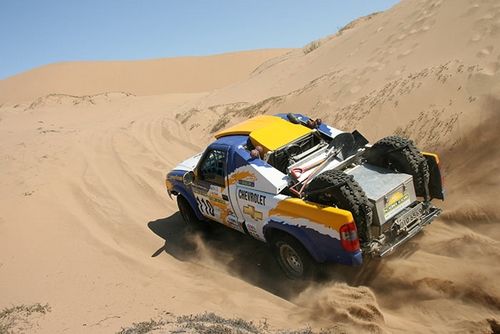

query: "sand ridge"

left=0, top=49, right=293, bottom=104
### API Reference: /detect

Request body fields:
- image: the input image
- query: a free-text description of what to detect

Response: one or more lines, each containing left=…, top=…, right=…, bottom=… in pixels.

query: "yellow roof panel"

left=214, top=115, right=282, bottom=138
left=214, top=115, right=312, bottom=153
left=250, top=120, right=312, bottom=152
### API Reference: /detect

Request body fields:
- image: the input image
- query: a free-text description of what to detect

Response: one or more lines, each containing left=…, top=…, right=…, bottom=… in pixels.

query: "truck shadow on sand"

left=148, top=213, right=308, bottom=298
left=147, top=213, right=404, bottom=300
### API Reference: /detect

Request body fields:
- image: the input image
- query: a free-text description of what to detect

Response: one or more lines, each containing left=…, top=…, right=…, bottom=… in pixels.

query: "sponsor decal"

left=387, top=191, right=404, bottom=205
left=245, top=223, right=260, bottom=238
left=384, top=192, right=410, bottom=217
left=226, top=214, right=240, bottom=229
left=238, top=179, right=255, bottom=187
left=246, top=223, right=257, bottom=233
left=227, top=171, right=257, bottom=186
left=243, top=205, right=263, bottom=221
left=238, top=189, right=266, bottom=206
left=208, top=195, right=225, bottom=205
left=227, top=214, right=238, bottom=224
left=192, top=184, right=209, bottom=195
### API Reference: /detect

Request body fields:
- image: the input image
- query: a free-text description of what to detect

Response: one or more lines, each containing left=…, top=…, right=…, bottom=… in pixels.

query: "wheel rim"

left=279, top=244, right=303, bottom=275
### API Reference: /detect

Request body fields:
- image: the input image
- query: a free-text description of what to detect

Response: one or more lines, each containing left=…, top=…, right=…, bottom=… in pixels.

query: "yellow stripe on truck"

left=269, top=198, right=353, bottom=231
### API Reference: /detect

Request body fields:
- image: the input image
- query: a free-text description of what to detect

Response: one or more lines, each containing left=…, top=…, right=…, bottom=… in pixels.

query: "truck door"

left=191, top=146, right=244, bottom=233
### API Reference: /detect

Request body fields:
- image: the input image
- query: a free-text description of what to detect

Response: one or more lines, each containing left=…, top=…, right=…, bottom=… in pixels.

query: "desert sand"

left=1, top=0, right=500, bottom=333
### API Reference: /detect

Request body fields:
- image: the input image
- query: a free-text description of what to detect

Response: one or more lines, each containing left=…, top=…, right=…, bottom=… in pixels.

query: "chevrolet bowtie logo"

left=243, top=205, right=263, bottom=221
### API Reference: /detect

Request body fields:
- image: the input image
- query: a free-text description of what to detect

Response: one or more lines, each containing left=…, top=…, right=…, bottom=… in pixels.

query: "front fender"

left=172, top=184, right=204, bottom=221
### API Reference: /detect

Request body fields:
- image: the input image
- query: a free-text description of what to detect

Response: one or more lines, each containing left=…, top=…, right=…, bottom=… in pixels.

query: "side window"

left=199, top=149, right=226, bottom=186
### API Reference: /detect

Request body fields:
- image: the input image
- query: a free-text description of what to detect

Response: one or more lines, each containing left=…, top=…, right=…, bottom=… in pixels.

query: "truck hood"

left=172, top=152, right=203, bottom=172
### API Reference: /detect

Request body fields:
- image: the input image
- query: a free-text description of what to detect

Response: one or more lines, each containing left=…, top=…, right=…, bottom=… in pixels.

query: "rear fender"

left=422, top=152, right=445, bottom=200
left=265, top=198, right=364, bottom=265
left=264, top=221, right=326, bottom=262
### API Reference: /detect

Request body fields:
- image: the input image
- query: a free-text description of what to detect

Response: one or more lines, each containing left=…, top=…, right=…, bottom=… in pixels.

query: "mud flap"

left=423, top=153, right=445, bottom=200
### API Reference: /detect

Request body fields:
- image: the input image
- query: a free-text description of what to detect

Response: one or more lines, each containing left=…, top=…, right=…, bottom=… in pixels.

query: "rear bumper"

left=372, top=204, right=441, bottom=257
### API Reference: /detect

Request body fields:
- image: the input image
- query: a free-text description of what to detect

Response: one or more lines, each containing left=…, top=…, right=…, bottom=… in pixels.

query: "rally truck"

left=165, top=114, right=444, bottom=279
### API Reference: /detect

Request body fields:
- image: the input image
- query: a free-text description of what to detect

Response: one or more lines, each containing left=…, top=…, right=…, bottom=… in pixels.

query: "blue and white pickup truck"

left=166, top=114, right=444, bottom=278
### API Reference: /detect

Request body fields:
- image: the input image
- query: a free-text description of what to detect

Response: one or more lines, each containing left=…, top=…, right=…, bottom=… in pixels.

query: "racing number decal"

left=196, top=196, right=215, bottom=217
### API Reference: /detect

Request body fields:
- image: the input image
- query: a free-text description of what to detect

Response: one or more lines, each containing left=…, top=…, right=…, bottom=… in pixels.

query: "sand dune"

left=1, top=0, right=500, bottom=333
left=198, top=0, right=500, bottom=107
left=0, top=49, right=292, bottom=104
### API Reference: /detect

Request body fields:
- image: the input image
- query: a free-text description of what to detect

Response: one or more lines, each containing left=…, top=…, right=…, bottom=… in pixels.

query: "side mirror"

left=183, top=171, right=195, bottom=185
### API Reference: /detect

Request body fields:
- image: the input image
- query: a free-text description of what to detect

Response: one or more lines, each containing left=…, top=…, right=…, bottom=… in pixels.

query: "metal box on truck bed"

left=346, top=164, right=417, bottom=226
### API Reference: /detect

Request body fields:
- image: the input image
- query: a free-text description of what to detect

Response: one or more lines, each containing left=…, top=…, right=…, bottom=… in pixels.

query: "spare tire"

left=365, top=136, right=429, bottom=198
left=305, top=170, right=372, bottom=244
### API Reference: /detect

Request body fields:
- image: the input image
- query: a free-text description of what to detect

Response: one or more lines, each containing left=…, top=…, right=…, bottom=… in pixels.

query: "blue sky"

left=0, top=1, right=399, bottom=79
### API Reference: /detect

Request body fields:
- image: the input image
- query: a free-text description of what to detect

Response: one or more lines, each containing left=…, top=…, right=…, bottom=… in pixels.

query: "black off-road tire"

left=366, top=136, right=430, bottom=197
left=177, top=195, right=208, bottom=231
left=271, top=234, right=314, bottom=280
left=306, top=170, right=373, bottom=243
